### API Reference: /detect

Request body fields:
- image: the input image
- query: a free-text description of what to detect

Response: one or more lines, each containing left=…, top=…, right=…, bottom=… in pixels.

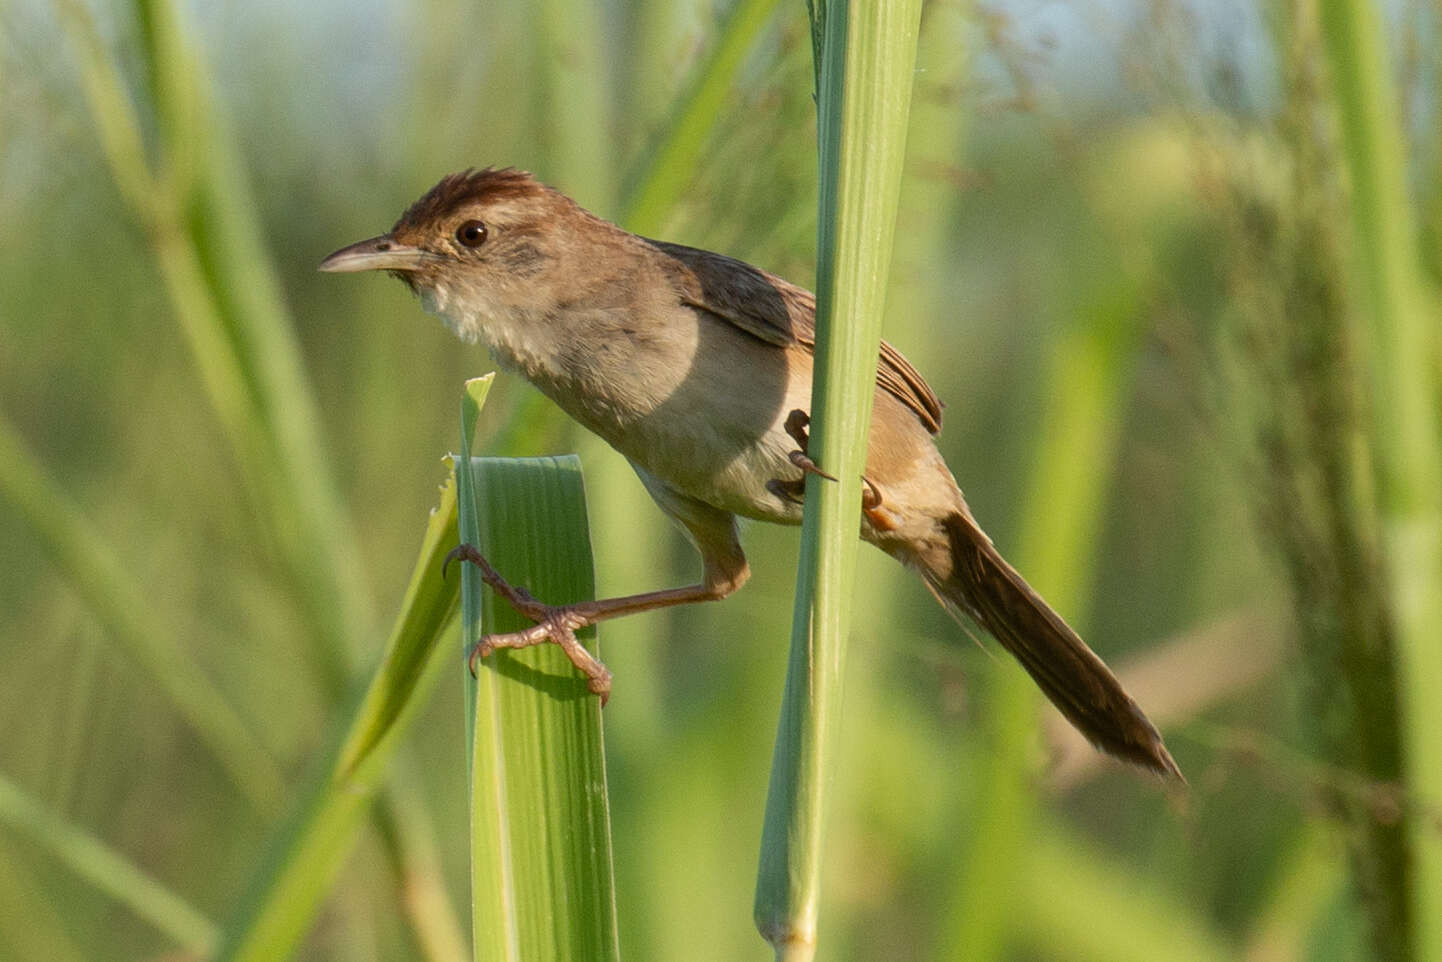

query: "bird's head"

left=319, top=168, right=573, bottom=340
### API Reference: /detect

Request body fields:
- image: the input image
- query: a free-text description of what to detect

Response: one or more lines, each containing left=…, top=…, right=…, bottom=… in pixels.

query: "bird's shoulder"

left=648, top=239, right=943, bottom=435
left=648, top=239, right=808, bottom=348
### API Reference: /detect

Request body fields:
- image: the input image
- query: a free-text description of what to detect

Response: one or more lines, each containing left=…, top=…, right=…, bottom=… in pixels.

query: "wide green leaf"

left=456, top=381, right=620, bottom=962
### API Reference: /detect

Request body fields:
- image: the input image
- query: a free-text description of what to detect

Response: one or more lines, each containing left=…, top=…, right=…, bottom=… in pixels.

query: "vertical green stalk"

left=753, top=2, right=923, bottom=958
left=1316, top=0, right=1442, bottom=956
left=457, top=383, right=619, bottom=962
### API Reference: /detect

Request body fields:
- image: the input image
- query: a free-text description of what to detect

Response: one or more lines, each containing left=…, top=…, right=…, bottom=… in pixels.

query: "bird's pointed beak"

left=318, top=234, right=444, bottom=273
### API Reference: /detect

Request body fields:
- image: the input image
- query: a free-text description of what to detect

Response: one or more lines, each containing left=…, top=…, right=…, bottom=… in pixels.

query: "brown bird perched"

left=321, top=168, right=1180, bottom=778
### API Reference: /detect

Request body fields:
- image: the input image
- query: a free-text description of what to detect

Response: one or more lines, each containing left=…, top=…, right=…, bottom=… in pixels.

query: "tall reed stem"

left=753, top=1, right=924, bottom=958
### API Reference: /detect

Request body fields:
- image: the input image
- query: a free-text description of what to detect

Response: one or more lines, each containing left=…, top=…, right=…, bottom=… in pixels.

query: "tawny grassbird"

left=321, top=168, right=1179, bottom=777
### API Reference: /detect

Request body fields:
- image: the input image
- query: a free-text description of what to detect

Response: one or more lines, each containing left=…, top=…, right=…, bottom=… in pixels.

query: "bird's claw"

left=770, top=409, right=886, bottom=517
left=772, top=410, right=834, bottom=502
left=788, top=448, right=838, bottom=481
left=449, top=542, right=613, bottom=703
left=783, top=408, right=812, bottom=450
left=862, top=476, right=882, bottom=510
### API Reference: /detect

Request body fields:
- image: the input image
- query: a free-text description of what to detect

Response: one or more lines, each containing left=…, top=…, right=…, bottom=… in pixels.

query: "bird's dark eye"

left=455, top=220, right=488, bottom=248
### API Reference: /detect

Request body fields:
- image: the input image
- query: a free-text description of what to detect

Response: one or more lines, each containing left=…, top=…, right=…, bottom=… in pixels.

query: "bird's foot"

left=861, top=476, right=882, bottom=510
left=444, top=544, right=613, bottom=703
left=782, top=409, right=838, bottom=482
left=860, top=476, right=899, bottom=531
left=770, top=409, right=889, bottom=526
left=768, top=409, right=832, bottom=504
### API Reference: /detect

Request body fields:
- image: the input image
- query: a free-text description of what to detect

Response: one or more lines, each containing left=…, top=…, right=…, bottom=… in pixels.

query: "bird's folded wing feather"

left=651, top=240, right=943, bottom=435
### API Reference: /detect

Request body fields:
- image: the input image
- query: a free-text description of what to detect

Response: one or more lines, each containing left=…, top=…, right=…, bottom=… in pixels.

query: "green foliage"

left=1203, top=0, right=1442, bottom=957
left=754, top=2, right=923, bottom=959
left=2, top=0, right=1439, bottom=959
left=456, top=392, right=618, bottom=959
left=942, top=241, right=1153, bottom=962
left=621, top=0, right=791, bottom=235
left=1314, top=0, right=1442, bottom=956
left=217, top=463, right=465, bottom=962
left=0, top=412, right=285, bottom=811
left=0, top=772, right=217, bottom=954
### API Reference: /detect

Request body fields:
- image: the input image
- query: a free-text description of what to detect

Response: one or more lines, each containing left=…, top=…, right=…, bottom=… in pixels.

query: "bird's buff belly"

left=616, top=413, right=807, bottom=524
left=528, top=326, right=813, bottom=524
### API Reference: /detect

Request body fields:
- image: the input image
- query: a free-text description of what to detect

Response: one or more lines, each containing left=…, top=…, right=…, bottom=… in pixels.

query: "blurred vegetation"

left=1, top=0, right=1439, bottom=959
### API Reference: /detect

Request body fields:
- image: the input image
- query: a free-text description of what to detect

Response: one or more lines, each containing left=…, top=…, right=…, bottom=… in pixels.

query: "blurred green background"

left=2, top=0, right=1439, bottom=958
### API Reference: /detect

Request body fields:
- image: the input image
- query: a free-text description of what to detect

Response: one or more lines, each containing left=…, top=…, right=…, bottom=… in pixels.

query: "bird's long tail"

left=901, top=510, right=1181, bottom=778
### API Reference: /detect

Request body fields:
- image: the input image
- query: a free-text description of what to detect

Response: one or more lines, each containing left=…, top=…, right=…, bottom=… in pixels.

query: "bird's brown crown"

left=391, top=167, right=544, bottom=238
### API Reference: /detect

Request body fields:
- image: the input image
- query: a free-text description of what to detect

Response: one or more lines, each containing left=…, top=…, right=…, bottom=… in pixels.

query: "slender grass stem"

left=56, top=2, right=467, bottom=955
left=753, top=1, right=923, bottom=957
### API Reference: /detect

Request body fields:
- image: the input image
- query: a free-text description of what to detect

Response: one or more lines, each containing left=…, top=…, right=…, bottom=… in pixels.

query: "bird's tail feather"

left=907, top=511, right=1181, bottom=779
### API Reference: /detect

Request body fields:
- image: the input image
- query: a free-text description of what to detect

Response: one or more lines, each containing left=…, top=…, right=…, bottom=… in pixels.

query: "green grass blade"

left=337, top=375, right=489, bottom=778
left=54, top=0, right=267, bottom=515
left=51, top=0, right=158, bottom=216
left=620, top=0, right=789, bottom=235
left=1315, top=2, right=1442, bottom=956
left=753, top=2, right=923, bottom=958
left=456, top=390, right=619, bottom=960
left=371, top=776, right=471, bottom=962
left=0, top=772, right=218, bottom=955
left=0, top=412, right=285, bottom=812
left=133, top=0, right=379, bottom=673
left=216, top=450, right=472, bottom=962
left=60, top=0, right=375, bottom=688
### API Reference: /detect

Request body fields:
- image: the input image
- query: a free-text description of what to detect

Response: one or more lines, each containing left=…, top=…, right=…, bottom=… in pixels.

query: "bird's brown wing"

left=652, top=240, right=943, bottom=435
